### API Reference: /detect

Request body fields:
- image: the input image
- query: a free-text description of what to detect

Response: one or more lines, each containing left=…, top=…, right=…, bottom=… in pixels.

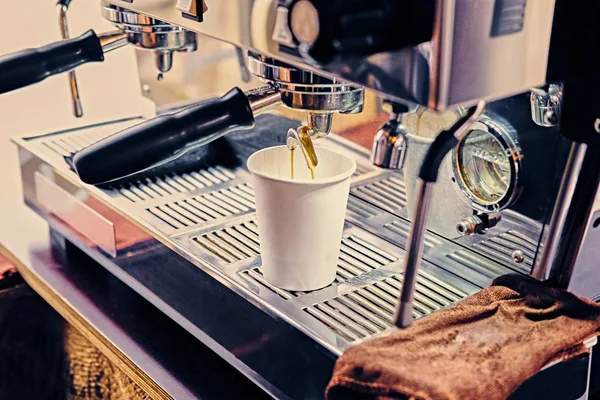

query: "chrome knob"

left=456, top=212, right=502, bottom=236
left=530, top=83, right=563, bottom=127
left=371, top=113, right=408, bottom=169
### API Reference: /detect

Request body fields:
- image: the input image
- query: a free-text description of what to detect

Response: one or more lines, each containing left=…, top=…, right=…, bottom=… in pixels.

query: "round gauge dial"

left=452, top=117, right=522, bottom=211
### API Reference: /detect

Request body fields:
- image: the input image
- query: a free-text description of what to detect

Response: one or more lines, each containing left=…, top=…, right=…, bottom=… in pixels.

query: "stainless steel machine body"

left=100, top=0, right=556, bottom=110
left=9, top=0, right=600, bottom=398
left=51, top=0, right=199, bottom=118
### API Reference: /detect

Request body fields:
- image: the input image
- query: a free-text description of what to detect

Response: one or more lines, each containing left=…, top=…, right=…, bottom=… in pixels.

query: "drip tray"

left=15, top=116, right=541, bottom=356
left=174, top=214, right=476, bottom=350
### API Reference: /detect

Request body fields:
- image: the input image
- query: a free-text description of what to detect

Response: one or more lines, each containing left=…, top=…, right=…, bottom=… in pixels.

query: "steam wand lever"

left=394, top=101, right=486, bottom=329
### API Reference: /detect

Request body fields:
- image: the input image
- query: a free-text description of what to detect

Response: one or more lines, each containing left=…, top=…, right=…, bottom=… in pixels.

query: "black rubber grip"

left=0, top=30, right=103, bottom=95
left=417, top=130, right=459, bottom=183
left=57, top=0, right=73, bottom=6
left=418, top=107, right=481, bottom=183
left=73, top=87, right=255, bottom=185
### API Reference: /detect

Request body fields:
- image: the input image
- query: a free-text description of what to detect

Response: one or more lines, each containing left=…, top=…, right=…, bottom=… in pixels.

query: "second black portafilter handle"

left=0, top=30, right=104, bottom=95
left=73, top=87, right=281, bottom=185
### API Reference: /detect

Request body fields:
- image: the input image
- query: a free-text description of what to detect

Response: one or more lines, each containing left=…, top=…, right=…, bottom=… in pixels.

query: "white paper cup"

left=247, top=146, right=357, bottom=291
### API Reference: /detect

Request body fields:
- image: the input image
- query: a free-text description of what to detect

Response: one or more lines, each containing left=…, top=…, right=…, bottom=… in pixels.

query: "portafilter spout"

left=101, top=1, right=198, bottom=76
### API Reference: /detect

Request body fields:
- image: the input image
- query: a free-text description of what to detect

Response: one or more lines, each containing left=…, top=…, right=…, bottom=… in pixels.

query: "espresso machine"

left=4, top=0, right=600, bottom=398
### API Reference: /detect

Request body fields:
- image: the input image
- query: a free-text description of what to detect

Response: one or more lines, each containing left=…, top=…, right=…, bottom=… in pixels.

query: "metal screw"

left=456, top=221, right=473, bottom=236
left=512, top=250, right=525, bottom=264
left=544, top=111, right=558, bottom=126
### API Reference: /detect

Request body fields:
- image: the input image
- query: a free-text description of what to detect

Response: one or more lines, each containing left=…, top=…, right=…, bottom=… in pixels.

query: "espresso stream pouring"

left=287, top=127, right=320, bottom=180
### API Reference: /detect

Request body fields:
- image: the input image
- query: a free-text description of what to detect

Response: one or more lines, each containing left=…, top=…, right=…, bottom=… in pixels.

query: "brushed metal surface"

left=101, top=0, right=556, bottom=109
left=14, top=115, right=599, bottom=399
left=14, top=115, right=541, bottom=353
left=35, top=172, right=117, bottom=257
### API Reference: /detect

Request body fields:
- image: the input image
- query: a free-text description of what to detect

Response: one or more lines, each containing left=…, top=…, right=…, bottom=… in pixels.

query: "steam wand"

left=394, top=101, right=486, bottom=328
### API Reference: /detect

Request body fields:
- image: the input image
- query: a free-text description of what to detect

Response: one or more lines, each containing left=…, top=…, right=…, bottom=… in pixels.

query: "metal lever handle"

left=236, top=48, right=252, bottom=83
left=57, top=0, right=83, bottom=117
left=394, top=101, right=485, bottom=329
left=73, top=86, right=282, bottom=185
left=0, top=30, right=126, bottom=96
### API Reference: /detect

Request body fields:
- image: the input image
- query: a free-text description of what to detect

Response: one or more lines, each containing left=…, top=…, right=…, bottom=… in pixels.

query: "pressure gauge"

left=451, top=115, right=523, bottom=212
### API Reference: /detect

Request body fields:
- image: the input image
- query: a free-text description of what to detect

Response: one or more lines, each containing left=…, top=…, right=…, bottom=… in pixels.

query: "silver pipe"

left=393, top=101, right=485, bottom=329
left=154, top=50, right=174, bottom=73
left=532, top=142, right=588, bottom=280
left=307, top=112, right=334, bottom=137
left=57, top=4, right=83, bottom=118
left=247, top=86, right=283, bottom=114
left=99, top=31, right=129, bottom=53
left=394, top=179, right=433, bottom=328
left=236, top=48, right=252, bottom=83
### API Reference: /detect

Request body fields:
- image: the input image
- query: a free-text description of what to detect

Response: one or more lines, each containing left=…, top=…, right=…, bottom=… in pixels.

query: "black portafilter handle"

left=0, top=30, right=104, bottom=95
left=73, top=87, right=282, bottom=185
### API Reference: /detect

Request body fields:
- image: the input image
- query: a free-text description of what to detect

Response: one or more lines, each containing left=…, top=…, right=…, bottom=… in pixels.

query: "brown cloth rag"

left=326, top=274, right=600, bottom=400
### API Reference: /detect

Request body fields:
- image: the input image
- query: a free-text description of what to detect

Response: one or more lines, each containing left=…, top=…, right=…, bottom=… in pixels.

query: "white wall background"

left=0, top=0, right=151, bottom=199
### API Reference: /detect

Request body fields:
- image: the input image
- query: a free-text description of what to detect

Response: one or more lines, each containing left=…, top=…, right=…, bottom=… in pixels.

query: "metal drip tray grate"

left=146, top=183, right=255, bottom=230
left=235, top=235, right=400, bottom=303
left=303, top=272, right=468, bottom=342
left=384, top=219, right=443, bottom=249
left=194, top=219, right=398, bottom=269
left=354, top=162, right=375, bottom=178
left=18, top=121, right=546, bottom=355
left=472, top=230, right=538, bottom=274
left=193, top=220, right=261, bottom=264
left=115, top=167, right=237, bottom=202
left=239, top=268, right=300, bottom=300
left=351, top=174, right=407, bottom=214
left=446, top=250, right=512, bottom=280
left=40, top=128, right=113, bottom=157
left=346, top=196, right=380, bottom=219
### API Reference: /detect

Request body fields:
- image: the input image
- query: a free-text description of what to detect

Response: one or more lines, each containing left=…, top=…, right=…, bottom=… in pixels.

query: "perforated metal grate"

left=351, top=175, right=407, bottom=213
left=239, top=268, right=298, bottom=300
left=40, top=129, right=113, bottom=156
left=116, top=167, right=237, bottom=202
left=446, top=250, right=510, bottom=280
left=197, top=221, right=398, bottom=268
left=472, top=230, right=537, bottom=274
left=304, top=272, right=468, bottom=342
left=353, top=163, right=375, bottom=178
left=383, top=219, right=443, bottom=249
left=145, top=183, right=254, bottom=229
left=193, top=220, right=261, bottom=263
left=346, top=196, right=380, bottom=219
left=236, top=235, right=399, bottom=300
